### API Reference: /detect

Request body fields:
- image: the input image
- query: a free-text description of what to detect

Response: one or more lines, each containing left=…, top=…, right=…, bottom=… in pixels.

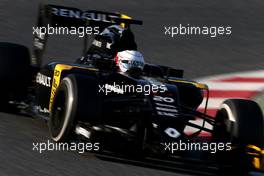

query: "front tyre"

left=213, top=99, right=264, bottom=173
left=48, top=74, right=101, bottom=142
left=48, top=76, right=77, bottom=142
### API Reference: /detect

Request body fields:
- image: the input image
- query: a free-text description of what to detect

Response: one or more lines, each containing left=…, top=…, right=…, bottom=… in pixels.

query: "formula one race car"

left=0, top=4, right=263, bottom=175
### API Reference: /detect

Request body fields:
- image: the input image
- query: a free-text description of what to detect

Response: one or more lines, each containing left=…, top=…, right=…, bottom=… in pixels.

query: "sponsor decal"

left=49, top=64, right=98, bottom=112
left=92, top=39, right=102, bottom=47
left=164, top=128, right=181, bottom=138
left=36, top=73, right=51, bottom=87
left=51, top=7, right=118, bottom=23
left=33, top=38, right=44, bottom=49
left=49, top=64, right=73, bottom=111
left=153, top=96, right=178, bottom=117
left=36, top=106, right=49, bottom=114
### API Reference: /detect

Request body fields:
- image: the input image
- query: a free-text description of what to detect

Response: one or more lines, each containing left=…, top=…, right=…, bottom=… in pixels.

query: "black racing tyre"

left=212, top=99, right=264, bottom=173
left=0, top=42, right=31, bottom=108
left=48, top=74, right=101, bottom=142
left=213, top=99, right=264, bottom=146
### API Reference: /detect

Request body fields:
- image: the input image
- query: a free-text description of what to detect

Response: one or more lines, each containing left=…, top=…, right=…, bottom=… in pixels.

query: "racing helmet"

left=115, top=50, right=145, bottom=72
left=100, top=25, right=124, bottom=43
left=88, top=25, right=138, bottom=57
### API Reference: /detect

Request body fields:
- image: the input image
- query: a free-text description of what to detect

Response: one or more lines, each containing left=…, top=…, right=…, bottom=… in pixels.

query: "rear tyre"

left=0, top=43, right=31, bottom=110
left=213, top=99, right=264, bottom=173
left=48, top=74, right=101, bottom=142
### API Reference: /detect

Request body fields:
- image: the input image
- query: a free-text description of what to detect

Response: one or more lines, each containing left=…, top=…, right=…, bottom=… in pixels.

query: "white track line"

left=199, top=98, right=227, bottom=109
left=196, top=70, right=264, bottom=82
left=200, top=82, right=264, bottom=91
left=186, top=70, right=264, bottom=136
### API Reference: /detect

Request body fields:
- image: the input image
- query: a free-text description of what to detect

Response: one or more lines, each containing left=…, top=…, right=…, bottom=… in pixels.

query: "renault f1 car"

left=0, top=4, right=263, bottom=175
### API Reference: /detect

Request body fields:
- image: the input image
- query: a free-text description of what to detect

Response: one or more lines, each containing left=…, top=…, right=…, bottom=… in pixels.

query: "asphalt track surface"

left=1, top=0, right=264, bottom=175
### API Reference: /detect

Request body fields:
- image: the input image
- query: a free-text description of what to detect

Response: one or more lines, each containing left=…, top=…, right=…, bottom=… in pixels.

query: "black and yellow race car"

left=0, top=4, right=263, bottom=175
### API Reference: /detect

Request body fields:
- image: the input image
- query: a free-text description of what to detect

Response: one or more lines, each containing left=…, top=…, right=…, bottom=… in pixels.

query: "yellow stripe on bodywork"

left=253, top=158, right=261, bottom=169
left=49, top=64, right=72, bottom=111
left=49, top=64, right=98, bottom=111
left=120, top=14, right=132, bottom=28
left=247, top=145, right=262, bottom=152
left=168, top=79, right=208, bottom=90
left=246, top=145, right=264, bottom=170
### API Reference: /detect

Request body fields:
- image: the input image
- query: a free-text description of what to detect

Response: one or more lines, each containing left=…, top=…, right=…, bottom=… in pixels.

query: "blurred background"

left=1, top=0, right=264, bottom=176
left=1, top=0, right=264, bottom=78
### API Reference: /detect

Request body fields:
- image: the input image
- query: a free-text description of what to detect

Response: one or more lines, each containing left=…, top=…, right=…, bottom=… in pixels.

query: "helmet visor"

left=121, top=59, right=144, bottom=70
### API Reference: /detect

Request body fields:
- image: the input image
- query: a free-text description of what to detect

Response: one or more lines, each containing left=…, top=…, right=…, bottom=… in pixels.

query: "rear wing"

left=32, top=4, right=143, bottom=67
